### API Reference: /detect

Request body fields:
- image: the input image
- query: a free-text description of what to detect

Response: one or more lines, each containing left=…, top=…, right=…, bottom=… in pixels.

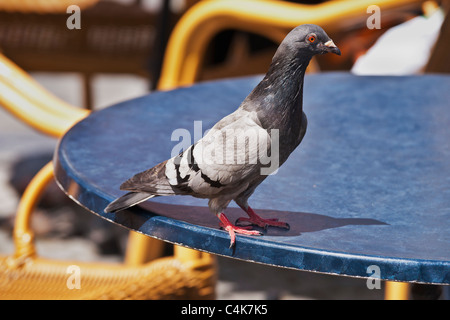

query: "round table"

left=54, top=73, right=450, bottom=284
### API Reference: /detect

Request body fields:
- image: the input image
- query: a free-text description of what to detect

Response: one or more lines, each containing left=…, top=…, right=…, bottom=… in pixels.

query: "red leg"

left=218, top=213, right=262, bottom=248
left=236, top=205, right=290, bottom=230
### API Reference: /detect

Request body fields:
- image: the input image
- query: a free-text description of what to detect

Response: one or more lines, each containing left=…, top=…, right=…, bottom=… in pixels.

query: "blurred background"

left=0, top=0, right=448, bottom=299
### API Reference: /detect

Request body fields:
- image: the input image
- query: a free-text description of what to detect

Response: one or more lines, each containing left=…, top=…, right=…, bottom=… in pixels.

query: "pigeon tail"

left=104, top=192, right=155, bottom=213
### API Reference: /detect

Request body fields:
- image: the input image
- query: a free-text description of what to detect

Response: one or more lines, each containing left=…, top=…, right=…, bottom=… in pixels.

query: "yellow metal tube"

left=0, top=0, right=100, bottom=13
left=0, top=55, right=88, bottom=119
left=158, top=0, right=425, bottom=90
left=0, top=54, right=88, bottom=137
left=125, top=231, right=165, bottom=266
left=13, top=161, right=55, bottom=260
left=0, top=81, right=86, bottom=137
left=385, top=281, right=410, bottom=300
left=174, top=245, right=203, bottom=263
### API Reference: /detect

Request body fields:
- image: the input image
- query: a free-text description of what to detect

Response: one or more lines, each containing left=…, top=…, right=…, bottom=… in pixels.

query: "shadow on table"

left=134, top=201, right=388, bottom=237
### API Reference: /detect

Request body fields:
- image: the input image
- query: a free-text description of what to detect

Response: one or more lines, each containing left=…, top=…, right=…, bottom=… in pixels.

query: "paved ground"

left=0, top=72, right=385, bottom=299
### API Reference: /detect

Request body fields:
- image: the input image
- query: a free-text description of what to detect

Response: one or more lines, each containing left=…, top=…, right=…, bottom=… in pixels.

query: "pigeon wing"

left=164, top=109, right=273, bottom=197
left=120, top=109, right=273, bottom=198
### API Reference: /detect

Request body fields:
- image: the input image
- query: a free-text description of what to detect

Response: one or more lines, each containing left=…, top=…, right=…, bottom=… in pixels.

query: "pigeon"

left=105, top=24, right=341, bottom=247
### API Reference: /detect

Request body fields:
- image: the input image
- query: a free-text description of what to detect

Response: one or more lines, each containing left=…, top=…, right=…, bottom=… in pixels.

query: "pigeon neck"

left=248, top=55, right=310, bottom=127
left=265, top=56, right=308, bottom=103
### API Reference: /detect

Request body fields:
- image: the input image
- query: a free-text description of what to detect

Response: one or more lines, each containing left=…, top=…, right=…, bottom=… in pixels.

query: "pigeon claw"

left=218, top=213, right=263, bottom=248
left=236, top=205, right=290, bottom=230
left=235, top=216, right=290, bottom=230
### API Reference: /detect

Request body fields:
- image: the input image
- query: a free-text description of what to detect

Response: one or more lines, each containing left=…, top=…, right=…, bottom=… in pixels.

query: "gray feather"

left=104, top=192, right=155, bottom=213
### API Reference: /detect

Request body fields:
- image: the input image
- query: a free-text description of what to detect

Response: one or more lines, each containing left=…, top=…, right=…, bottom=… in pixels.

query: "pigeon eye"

left=307, top=35, right=316, bottom=43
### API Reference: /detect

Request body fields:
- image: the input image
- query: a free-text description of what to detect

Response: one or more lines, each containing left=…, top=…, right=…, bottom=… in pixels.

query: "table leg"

left=385, top=281, right=410, bottom=300
left=174, top=245, right=203, bottom=263
left=124, top=231, right=165, bottom=266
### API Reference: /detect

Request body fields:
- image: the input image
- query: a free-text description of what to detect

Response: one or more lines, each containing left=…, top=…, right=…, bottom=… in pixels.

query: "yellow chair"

left=0, top=53, right=216, bottom=299
left=0, top=0, right=215, bottom=300
left=158, top=0, right=427, bottom=90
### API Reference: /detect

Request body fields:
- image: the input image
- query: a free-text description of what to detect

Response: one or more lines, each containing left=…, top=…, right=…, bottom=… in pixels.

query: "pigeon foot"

left=218, top=213, right=263, bottom=248
left=236, top=205, right=290, bottom=230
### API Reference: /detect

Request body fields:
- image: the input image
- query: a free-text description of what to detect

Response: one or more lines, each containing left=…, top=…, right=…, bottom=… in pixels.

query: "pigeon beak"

left=324, top=40, right=341, bottom=56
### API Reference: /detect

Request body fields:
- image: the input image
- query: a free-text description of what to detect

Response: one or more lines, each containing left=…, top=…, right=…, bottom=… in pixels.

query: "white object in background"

left=352, top=9, right=444, bottom=75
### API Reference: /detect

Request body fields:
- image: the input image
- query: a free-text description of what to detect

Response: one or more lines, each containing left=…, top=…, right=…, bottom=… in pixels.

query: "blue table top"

left=54, top=73, right=450, bottom=284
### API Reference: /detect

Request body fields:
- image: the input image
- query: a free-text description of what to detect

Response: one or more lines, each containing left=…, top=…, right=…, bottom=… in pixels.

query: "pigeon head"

left=273, top=24, right=341, bottom=62
left=245, top=24, right=340, bottom=122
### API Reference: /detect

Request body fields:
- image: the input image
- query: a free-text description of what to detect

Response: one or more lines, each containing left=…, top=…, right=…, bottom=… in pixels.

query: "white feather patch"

left=165, top=158, right=178, bottom=185
left=179, top=147, right=191, bottom=179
